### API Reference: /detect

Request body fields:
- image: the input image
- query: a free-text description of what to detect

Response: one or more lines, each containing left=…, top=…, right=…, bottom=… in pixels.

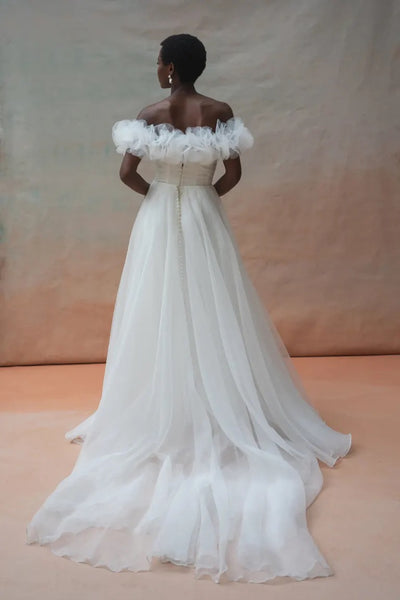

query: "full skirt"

left=26, top=181, right=352, bottom=583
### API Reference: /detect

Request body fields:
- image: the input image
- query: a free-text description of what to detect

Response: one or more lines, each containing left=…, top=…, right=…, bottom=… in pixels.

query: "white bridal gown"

left=26, top=116, right=352, bottom=584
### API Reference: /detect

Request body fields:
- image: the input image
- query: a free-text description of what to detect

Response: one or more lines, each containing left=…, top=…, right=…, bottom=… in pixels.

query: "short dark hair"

left=160, top=34, right=206, bottom=83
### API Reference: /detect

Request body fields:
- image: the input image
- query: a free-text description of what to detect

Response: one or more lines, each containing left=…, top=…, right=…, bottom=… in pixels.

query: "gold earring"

left=168, top=74, right=173, bottom=84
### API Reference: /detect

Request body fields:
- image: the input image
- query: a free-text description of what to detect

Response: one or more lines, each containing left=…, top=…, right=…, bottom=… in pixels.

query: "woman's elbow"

left=119, top=153, right=141, bottom=183
left=230, top=160, right=242, bottom=184
left=231, top=167, right=242, bottom=185
left=119, top=168, right=130, bottom=183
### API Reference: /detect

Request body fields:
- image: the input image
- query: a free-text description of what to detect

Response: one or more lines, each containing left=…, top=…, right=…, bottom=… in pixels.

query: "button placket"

left=176, top=161, right=185, bottom=281
left=174, top=160, right=202, bottom=390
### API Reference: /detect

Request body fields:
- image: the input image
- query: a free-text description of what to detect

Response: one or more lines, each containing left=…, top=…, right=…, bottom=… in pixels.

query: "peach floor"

left=1, top=355, right=399, bottom=599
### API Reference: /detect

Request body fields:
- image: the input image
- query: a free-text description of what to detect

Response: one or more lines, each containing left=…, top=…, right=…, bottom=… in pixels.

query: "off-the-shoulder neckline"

left=128, top=116, right=240, bottom=135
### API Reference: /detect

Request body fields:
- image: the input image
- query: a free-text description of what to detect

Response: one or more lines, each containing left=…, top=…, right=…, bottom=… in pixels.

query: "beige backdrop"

left=1, top=0, right=399, bottom=365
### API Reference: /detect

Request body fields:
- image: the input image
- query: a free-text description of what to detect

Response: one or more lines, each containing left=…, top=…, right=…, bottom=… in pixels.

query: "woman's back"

left=137, top=92, right=233, bottom=132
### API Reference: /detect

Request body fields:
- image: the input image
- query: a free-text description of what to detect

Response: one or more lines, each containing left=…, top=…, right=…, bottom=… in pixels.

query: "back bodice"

left=154, top=160, right=217, bottom=186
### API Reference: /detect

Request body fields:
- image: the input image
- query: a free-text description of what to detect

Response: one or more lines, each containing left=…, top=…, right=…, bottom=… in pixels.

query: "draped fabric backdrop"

left=0, top=0, right=399, bottom=365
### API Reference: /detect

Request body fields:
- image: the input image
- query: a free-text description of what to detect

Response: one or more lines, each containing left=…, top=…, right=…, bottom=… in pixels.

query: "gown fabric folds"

left=26, top=116, right=352, bottom=584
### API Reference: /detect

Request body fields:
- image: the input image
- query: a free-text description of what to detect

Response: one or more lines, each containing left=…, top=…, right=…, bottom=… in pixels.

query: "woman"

left=26, top=34, right=352, bottom=584
left=119, top=35, right=243, bottom=198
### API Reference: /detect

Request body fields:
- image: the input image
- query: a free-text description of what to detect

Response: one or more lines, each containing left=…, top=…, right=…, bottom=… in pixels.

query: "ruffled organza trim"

left=111, top=117, right=254, bottom=164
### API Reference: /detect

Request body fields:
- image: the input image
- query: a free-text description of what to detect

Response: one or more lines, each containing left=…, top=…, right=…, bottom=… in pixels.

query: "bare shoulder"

left=136, top=100, right=170, bottom=125
left=135, top=95, right=234, bottom=128
left=197, top=94, right=234, bottom=123
left=214, top=100, right=234, bottom=122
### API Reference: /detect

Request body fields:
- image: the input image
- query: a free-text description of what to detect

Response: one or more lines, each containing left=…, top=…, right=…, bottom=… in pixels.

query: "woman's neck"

left=170, top=81, right=197, bottom=96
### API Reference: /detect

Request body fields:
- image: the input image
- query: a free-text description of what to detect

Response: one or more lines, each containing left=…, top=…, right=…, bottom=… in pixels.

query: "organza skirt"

left=26, top=180, right=351, bottom=583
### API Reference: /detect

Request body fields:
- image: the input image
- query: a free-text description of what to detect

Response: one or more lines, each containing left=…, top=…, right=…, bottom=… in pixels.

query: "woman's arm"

left=119, top=152, right=150, bottom=196
left=118, top=107, right=153, bottom=195
left=212, top=102, right=242, bottom=196
left=213, top=156, right=242, bottom=196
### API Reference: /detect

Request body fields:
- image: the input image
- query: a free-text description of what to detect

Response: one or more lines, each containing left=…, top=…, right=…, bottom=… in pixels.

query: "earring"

left=168, top=74, right=173, bottom=84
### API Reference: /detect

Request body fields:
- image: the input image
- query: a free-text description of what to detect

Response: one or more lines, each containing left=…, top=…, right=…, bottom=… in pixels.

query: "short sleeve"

left=215, top=117, right=254, bottom=160
left=111, top=119, right=150, bottom=157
